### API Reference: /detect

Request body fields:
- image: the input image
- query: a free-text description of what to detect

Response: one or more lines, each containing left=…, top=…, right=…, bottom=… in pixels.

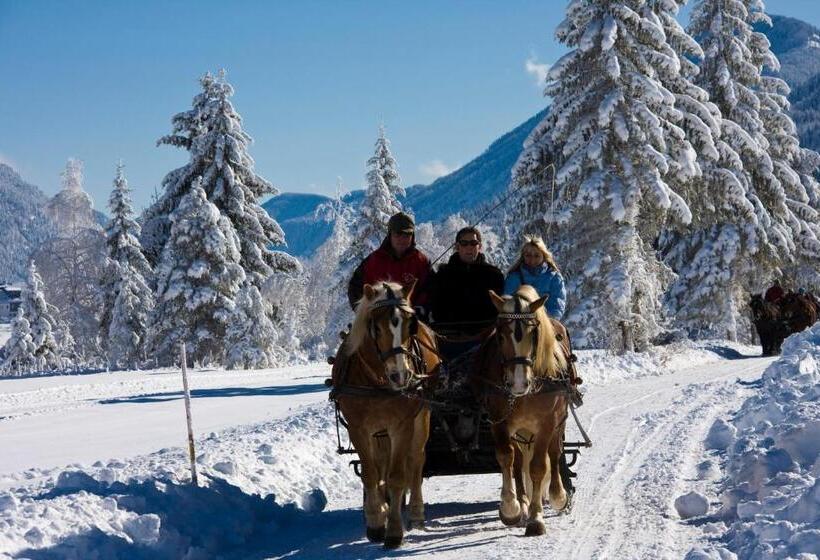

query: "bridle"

left=365, top=288, right=425, bottom=390
left=495, top=295, right=540, bottom=371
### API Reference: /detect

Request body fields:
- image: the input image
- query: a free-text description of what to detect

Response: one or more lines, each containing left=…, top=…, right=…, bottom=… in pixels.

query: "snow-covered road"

left=309, top=353, right=774, bottom=559
left=0, top=343, right=776, bottom=559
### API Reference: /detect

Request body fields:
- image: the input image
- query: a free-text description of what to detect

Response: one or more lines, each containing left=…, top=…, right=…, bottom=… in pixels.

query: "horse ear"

left=529, top=295, right=549, bottom=313
left=364, top=284, right=375, bottom=301
left=488, top=290, right=506, bottom=311
left=402, top=278, right=417, bottom=301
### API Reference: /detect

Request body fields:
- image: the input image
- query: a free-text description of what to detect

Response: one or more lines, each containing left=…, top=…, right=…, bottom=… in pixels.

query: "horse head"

left=350, top=280, right=420, bottom=390
left=749, top=293, right=779, bottom=322
left=488, top=286, right=565, bottom=397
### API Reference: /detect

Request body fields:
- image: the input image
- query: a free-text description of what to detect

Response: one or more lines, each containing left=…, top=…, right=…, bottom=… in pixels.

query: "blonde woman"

left=504, top=236, right=567, bottom=319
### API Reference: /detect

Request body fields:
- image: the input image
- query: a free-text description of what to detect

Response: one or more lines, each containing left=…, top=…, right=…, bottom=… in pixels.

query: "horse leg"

left=349, top=427, right=388, bottom=542
left=492, top=424, right=522, bottom=526
left=384, top=426, right=412, bottom=548
left=406, top=408, right=430, bottom=530
left=547, top=428, right=568, bottom=512
left=524, top=435, right=549, bottom=536
left=513, top=444, right=530, bottom=518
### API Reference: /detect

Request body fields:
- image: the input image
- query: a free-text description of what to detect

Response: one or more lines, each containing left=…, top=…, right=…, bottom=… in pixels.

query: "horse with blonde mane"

left=330, top=281, right=441, bottom=549
left=472, top=284, right=570, bottom=536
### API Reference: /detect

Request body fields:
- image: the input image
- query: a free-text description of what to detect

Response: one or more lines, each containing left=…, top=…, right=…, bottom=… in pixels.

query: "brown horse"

left=472, top=285, right=569, bottom=536
left=331, top=281, right=440, bottom=548
left=779, top=292, right=818, bottom=333
left=750, top=294, right=790, bottom=356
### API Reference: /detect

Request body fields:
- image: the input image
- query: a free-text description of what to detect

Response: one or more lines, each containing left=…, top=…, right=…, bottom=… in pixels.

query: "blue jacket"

left=503, top=263, right=567, bottom=319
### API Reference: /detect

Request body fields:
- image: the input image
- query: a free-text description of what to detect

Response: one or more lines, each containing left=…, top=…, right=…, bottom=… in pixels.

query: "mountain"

left=268, top=14, right=820, bottom=259
left=755, top=15, right=820, bottom=88
left=760, top=15, right=820, bottom=153
left=0, top=164, right=56, bottom=283
left=264, top=109, right=547, bottom=257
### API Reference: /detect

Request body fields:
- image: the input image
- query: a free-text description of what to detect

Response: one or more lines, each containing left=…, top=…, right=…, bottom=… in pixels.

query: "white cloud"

left=525, top=55, right=550, bottom=88
left=419, top=159, right=456, bottom=181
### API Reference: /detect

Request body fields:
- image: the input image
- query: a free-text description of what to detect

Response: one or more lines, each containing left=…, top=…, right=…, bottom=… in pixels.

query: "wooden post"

left=180, top=343, right=198, bottom=486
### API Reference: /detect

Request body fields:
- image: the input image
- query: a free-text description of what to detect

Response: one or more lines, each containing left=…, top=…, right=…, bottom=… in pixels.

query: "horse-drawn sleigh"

left=327, top=281, right=591, bottom=548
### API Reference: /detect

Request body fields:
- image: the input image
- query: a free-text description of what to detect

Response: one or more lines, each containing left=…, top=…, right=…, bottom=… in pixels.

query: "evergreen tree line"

left=2, top=71, right=299, bottom=374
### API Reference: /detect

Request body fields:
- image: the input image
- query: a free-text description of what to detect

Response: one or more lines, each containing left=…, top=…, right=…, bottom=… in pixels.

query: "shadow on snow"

left=98, top=383, right=327, bottom=405
left=19, top=473, right=504, bottom=559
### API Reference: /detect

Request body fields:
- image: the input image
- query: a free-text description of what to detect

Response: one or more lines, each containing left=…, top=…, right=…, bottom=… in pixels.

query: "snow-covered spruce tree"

left=141, top=73, right=216, bottom=264
left=642, top=0, right=751, bottom=339
left=515, top=0, right=694, bottom=349
left=147, top=180, right=246, bottom=366
left=675, top=0, right=820, bottom=338
left=367, top=125, right=404, bottom=201
left=142, top=71, right=299, bottom=287
left=108, top=267, right=153, bottom=369
left=1, top=308, right=37, bottom=376
left=323, top=132, right=405, bottom=347
left=339, top=127, right=405, bottom=271
left=20, top=261, right=64, bottom=370
left=688, top=1, right=792, bottom=281
left=224, top=281, right=280, bottom=368
left=100, top=163, right=154, bottom=367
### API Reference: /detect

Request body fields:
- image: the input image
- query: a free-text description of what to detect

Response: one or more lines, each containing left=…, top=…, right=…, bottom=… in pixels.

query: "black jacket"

left=431, top=253, right=504, bottom=333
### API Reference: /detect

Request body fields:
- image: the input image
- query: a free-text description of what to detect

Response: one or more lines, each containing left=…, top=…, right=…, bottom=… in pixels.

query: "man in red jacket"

left=347, top=212, right=432, bottom=312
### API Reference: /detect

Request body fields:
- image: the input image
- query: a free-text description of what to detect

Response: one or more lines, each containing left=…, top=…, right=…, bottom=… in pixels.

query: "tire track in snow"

left=562, top=360, right=767, bottom=559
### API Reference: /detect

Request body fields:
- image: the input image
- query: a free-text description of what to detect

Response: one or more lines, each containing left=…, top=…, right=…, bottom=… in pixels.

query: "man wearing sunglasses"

left=430, top=226, right=504, bottom=337
left=347, top=212, right=432, bottom=313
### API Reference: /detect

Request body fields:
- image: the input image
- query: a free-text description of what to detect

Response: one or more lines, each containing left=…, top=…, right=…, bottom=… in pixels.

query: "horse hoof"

left=366, top=526, right=386, bottom=542
left=525, top=520, right=546, bottom=536
left=499, top=511, right=523, bottom=526
left=407, top=519, right=425, bottom=530
left=383, top=535, right=403, bottom=549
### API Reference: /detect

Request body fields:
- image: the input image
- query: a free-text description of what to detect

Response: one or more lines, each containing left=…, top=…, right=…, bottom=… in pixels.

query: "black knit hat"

left=388, top=212, right=415, bottom=234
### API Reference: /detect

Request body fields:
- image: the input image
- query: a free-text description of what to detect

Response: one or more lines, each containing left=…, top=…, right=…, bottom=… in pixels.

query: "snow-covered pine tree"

left=367, top=125, right=404, bottom=201
left=1, top=308, right=37, bottom=376
left=688, top=0, right=790, bottom=281
left=141, top=73, right=216, bottom=264
left=108, top=267, right=153, bottom=369
left=224, top=281, right=279, bottom=369
left=21, top=261, right=64, bottom=370
left=644, top=0, right=753, bottom=339
left=147, top=180, right=246, bottom=366
left=100, top=163, right=154, bottom=367
left=515, top=0, right=694, bottom=349
left=340, top=127, right=405, bottom=271
left=750, top=4, right=820, bottom=287
left=677, top=0, right=820, bottom=336
left=322, top=131, right=405, bottom=347
left=142, top=70, right=299, bottom=287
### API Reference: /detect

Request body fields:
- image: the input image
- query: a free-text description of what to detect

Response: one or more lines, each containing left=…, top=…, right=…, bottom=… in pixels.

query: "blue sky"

left=2, top=0, right=820, bottom=212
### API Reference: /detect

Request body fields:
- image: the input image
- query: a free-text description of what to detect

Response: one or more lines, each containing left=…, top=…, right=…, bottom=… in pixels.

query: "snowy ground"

left=0, top=340, right=784, bottom=559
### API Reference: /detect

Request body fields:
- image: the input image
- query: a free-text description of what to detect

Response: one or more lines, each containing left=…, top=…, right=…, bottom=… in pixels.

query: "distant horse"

left=779, top=292, right=818, bottom=333
left=750, top=294, right=789, bottom=356
left=330, top=281, right=440, bottom=549
left=472, top=285, right=569, bottom=536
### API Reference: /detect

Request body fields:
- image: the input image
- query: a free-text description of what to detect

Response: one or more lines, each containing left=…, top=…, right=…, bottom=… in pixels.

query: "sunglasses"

left=458, top=240, right=480, bottom=247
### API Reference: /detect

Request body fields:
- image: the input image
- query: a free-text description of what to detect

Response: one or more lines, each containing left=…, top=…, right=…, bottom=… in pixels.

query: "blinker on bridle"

left=368, top=296, right=419, bottom=363
left=496, top=305, right=539, bottom=369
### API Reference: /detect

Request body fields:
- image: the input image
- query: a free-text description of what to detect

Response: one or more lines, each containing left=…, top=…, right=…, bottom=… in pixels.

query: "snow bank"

left=692, top=324, right=820, bottom=559
left=577, top=339, right=757, bottom=387
left=0, top=402, right=359, bottom=559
